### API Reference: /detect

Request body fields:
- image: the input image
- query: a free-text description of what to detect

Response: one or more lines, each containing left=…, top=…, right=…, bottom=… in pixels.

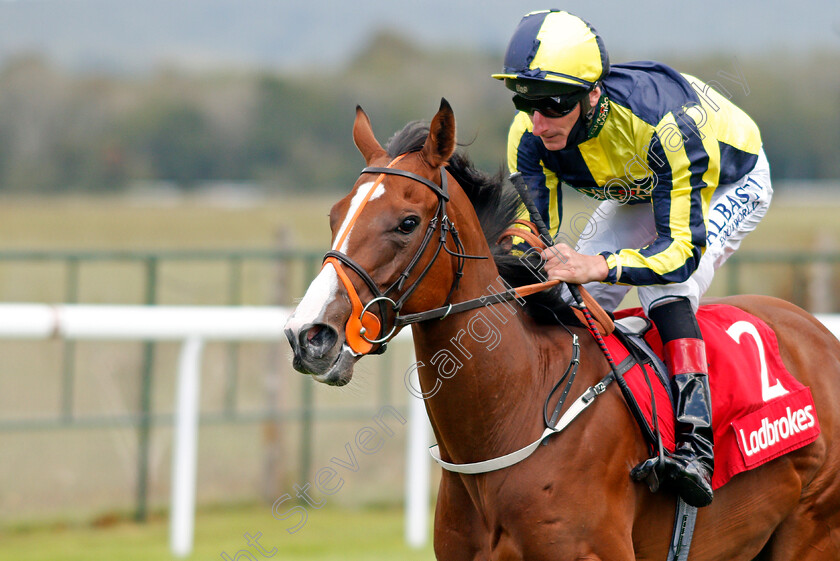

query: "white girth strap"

left=429, top=380, right=609, bottom=474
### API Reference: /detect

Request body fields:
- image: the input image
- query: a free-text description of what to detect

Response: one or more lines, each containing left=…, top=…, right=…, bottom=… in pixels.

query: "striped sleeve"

left=601, top=106, right=720, bottom=285
left=506, top=113, right=563, bottom=236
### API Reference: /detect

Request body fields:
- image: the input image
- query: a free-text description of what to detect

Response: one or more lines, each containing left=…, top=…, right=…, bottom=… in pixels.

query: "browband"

left=361, top=166, right=449, bottom=201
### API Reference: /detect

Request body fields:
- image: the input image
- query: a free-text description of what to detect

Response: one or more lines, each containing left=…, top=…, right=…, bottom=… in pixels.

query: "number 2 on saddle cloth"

left=611, top=305, right=820, bottom=491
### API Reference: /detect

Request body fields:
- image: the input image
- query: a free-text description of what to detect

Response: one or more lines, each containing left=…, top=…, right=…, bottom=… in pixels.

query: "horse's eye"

left=397, top=216, right=420, bottom=234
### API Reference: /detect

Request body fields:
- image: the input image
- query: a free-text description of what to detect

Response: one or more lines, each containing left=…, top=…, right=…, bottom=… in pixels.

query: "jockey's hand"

left=540, top=243, right=609, bottom=285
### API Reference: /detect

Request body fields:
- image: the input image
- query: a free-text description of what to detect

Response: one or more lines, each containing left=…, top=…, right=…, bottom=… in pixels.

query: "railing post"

left=792, top=257, right=807, bottom=307
left=170, top=336, right=205, bottom=558
left=136, top=256, right=158, bottom=522
left=405, top=357, right=430, bottom=548
left=726, top=256, right=740, bottom=296
left=61, top=257, right=80, bottom=421
left=224, top=257, right=243, bottom=415
left=262, top=232, right=290, bottom=503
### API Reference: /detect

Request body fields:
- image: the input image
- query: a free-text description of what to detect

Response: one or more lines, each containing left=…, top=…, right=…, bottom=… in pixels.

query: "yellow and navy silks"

left=507, top=61, right=762, bottom=286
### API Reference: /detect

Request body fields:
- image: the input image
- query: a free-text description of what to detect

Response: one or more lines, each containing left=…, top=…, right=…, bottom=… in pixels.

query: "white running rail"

left=0, top=304, right=428, bottom=557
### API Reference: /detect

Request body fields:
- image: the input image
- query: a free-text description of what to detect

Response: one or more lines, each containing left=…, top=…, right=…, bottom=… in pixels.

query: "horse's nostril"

left=306, top=325, right=321, bottom=343
left=304, top=324, right=338, bottom=358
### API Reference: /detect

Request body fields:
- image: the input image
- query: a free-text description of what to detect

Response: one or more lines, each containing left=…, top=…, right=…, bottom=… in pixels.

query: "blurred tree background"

left=0, top=31, right=837, bottom=194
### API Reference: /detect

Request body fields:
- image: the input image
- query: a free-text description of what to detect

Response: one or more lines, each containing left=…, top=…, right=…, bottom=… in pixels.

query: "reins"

left=327, top=156, right=615, bottom=357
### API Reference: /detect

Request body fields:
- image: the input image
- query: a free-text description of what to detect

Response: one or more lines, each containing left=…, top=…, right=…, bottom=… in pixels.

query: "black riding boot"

left=645, top=298, right=714, bottom=507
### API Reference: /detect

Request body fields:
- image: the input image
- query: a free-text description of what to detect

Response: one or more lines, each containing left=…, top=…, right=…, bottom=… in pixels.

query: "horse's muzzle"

left=285, top=323, right=340, bottom=375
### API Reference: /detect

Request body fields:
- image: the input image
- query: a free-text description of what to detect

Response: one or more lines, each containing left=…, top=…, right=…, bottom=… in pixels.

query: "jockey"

left=493, top=10, right=772, bottom=507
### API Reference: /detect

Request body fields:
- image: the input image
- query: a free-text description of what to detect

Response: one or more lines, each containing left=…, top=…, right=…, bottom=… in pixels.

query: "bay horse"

left=284, top=99, right=840, bottom=560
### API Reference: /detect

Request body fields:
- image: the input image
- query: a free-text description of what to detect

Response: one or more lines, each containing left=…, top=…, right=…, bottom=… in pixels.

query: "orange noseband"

left=323, top=256, right=382, bottom=355
left=325, top=154, right=406, bottom=355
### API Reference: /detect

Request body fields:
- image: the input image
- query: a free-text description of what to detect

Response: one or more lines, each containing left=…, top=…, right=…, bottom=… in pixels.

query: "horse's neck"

left=410, top=260, right=575, bottom=463
left=406, top=184, right=573, bottom=460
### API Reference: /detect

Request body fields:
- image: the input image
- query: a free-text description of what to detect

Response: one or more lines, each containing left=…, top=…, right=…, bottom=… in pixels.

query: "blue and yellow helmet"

left=492, top=10, right=609, bottom=98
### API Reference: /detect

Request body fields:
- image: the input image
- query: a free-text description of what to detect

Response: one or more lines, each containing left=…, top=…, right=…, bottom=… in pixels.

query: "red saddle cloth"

left=611, top=304, right=820, bottom=490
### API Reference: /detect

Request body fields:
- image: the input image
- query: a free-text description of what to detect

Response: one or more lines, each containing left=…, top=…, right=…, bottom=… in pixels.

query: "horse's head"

left=284, top=99, right=474, bottom=385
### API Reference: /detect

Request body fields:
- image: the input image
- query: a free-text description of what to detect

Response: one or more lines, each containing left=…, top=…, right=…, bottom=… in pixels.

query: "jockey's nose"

left=531, top=111, right=549, bottom=136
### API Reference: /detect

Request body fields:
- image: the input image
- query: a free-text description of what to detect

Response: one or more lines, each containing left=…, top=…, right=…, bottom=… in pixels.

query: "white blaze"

left=332, top=180, right=386, bottom=252
left=287, top=177, right=386, bottom=335
left=284, top=263, right=339, bottom=333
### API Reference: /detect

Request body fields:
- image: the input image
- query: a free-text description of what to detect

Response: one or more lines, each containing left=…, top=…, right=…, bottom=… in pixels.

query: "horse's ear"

left=421, top=98, right=456, bottom=168
left=353, top=105, right=386, bottom=165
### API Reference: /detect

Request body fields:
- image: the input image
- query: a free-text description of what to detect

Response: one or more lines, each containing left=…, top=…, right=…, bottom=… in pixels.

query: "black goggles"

left=512, top=93, right=582, bottom=118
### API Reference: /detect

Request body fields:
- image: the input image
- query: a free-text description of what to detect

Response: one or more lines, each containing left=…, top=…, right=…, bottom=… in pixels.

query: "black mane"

left=386, top=121, right=575, bottom=324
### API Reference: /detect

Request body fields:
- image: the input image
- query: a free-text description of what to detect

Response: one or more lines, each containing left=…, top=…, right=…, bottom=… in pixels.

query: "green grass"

left=0, top=194, right=337, bottom=251
left=0, top=191, right=836, bottom=253
left=0, top=504, right=436, bottom=561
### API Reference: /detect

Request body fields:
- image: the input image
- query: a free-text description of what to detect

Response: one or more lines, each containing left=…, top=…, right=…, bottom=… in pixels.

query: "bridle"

left=324, top=153, right=615, bottom=358
left=322, top=152, right=485, bottom=355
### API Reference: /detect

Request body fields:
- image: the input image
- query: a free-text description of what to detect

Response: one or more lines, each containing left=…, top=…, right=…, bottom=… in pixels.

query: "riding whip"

left=508, top=172, right=620, bottom=371
left=508, top=172, right=587, bottom=308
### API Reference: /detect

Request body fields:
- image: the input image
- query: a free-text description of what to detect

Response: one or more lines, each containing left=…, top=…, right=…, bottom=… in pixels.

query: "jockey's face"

left=530, top=104, right=581, bottom=151
left=529, top=86, right=601, bottom=151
